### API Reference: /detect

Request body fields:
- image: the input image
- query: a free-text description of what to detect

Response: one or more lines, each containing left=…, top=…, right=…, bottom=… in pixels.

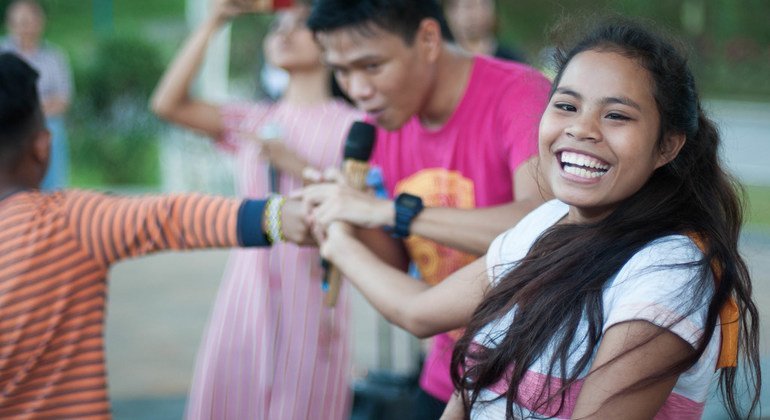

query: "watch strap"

left=391, top=193, right=423, bottom=238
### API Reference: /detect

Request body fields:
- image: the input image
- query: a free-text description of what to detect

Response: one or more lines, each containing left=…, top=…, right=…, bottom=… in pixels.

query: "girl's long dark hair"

left=450, top=19, right=760, bottom=419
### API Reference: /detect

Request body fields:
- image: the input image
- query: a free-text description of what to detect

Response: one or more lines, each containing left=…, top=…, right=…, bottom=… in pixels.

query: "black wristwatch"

left=391, top=193, right=424, bottom=238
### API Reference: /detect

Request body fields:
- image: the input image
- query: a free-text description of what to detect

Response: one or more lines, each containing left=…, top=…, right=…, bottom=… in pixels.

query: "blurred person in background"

left=2, top=0, right=73, bottom=190
left=259, top=55, right=350, bottom=102
left=443, top=0, right=526, bottom=62
left=150, top=0, right=360, bottom=418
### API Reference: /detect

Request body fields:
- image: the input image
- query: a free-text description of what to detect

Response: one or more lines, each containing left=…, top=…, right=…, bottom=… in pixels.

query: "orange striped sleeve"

left=63, top=191, right=251, bottom=267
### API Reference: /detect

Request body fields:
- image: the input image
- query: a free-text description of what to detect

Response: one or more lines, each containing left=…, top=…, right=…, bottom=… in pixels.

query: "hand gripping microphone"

left=323, top=121, right=377, bottom=307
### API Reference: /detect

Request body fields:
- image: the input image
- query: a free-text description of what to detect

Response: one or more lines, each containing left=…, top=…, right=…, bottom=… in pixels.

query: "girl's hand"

left=440, top=392, right=465, bottom=420
left=211, top=0, right=271, bottom=21
left=301, top=167, right=341, bottom=185
left=316, top=222, right=355, bottom=262
left=239, top=130, right=316, bottom=183
left=259, top=140, right=307, bottom=175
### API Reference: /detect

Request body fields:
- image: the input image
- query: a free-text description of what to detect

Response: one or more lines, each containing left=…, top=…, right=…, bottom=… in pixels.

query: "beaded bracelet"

left=265, top=194, right=286, bottom=244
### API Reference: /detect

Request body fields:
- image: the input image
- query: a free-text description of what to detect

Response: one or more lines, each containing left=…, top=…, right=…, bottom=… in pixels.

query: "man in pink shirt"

left=301, top=1, right=551, bottom=417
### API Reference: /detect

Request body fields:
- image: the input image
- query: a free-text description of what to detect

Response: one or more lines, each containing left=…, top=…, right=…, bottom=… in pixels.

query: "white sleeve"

left=485, top=200, right=568, bottom=286
left=486, top=229, right=515, bottom=285
left=603, top=236, right=714, bottom=347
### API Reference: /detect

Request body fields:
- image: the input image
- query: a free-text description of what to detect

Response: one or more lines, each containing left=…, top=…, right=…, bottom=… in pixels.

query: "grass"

left=43, top=0, right=185, bottom=34
left=37, top=0, right=263, bottom=75
left=19, top=1, right=189, bottom=188
left=745, top=185, right=770, bottom=232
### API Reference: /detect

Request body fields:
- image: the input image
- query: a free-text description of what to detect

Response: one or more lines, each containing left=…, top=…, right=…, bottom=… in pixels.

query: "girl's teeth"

left=564, top=165, right=606, bottom=178
left=560, top=151, right=610, bottom=170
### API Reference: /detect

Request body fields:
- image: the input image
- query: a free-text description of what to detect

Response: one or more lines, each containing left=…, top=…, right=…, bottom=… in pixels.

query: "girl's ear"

left=655, top=132, right=686, bottom=169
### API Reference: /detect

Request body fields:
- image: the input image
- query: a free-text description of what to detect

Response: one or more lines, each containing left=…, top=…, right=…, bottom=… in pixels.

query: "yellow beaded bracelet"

left=265, top=195, right=285, bottom=244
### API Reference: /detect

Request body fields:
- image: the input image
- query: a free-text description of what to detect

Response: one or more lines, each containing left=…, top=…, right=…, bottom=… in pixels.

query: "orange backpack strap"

left=716, top=298, right=739, bottom=369
left=688, top=233, right=738, bottom=369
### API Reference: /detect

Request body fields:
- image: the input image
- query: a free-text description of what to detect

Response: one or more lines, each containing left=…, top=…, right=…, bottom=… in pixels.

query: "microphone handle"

left=323, top=159, right=371, bottom=307
left=268, top=165, right=279, bottom=194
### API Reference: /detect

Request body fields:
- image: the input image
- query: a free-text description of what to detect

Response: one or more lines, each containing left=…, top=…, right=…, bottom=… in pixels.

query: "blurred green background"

left=1, top=0, right=768, bottom=229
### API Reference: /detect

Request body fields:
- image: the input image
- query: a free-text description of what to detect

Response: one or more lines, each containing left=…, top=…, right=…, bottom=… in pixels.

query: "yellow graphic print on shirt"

left=395, top=169, right=480, bottom=286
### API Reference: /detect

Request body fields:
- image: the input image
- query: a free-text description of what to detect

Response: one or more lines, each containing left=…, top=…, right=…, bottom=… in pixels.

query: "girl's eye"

left=364, top=62, right=382, bottom=72
left=554, top=103, right=576, bottom=112
left=606, top=112, right=631, bottom=121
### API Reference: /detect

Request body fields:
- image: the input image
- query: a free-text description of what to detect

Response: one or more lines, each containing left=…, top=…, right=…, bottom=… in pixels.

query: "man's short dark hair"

left=0, top=52, right=43, bottom=166
left=307, top=0, right=454, bottom=44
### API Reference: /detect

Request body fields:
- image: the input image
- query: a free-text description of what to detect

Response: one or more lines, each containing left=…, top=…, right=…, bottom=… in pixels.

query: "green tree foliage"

left=494, top=0, right=770, bottom=99
left=69, top=36, right=164, bottom=186
left=84, top=36, right=164, bottom=112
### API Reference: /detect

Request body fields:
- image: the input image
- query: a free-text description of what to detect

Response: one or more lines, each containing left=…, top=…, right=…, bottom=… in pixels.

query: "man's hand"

left=280, top=197, right=315, bottom=246
left=296, top=183, right=394, bottom=232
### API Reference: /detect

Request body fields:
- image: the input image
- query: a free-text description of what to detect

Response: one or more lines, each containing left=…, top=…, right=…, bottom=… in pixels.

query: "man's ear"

left=31, top=128, right=51, bottom=166
left=655, top=132, right=686, bottom=169
left=416, top=18, right=442, bottom=63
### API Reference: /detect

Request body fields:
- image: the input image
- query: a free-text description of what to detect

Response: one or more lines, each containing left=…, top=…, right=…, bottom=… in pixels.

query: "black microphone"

left=323, top=121, right=377, bottom=307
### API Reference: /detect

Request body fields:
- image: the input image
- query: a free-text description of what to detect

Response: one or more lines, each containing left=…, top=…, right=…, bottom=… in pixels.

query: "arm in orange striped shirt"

left=63, top=191, right=270, bottom=268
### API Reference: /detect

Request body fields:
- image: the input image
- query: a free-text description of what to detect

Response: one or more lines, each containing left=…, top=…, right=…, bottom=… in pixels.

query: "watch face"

left=398, top=194, right=422, bottom=210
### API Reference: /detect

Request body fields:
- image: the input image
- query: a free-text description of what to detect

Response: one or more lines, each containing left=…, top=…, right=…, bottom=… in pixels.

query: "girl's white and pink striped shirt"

left=185, top=99, right=361, bottom=420
left=473, top=200, right=720, bottom=420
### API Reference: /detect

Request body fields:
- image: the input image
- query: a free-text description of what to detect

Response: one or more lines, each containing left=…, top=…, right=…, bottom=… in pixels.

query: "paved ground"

left=709, top=100, right=770, bottom=186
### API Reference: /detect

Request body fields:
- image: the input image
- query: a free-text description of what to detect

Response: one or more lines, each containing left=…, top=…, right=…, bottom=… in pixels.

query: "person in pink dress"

left=150, top=1, right=360, bottom=418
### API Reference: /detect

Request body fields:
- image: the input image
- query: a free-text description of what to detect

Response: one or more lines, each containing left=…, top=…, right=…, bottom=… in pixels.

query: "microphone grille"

left=343, top=121, right=376, bottom=161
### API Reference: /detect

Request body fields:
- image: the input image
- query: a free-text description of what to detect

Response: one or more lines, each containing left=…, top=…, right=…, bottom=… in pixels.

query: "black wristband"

left=237, top=199, right=271, bottom=247
left=391, top=193, right=424, bottom=239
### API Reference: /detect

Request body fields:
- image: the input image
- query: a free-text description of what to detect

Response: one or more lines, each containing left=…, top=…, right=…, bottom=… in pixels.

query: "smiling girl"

left=315, top=19, right=760, bottom=419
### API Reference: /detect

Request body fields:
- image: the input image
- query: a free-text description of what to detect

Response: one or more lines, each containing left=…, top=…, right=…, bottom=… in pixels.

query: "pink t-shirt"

left=369, top=55, right=551, bottom=402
